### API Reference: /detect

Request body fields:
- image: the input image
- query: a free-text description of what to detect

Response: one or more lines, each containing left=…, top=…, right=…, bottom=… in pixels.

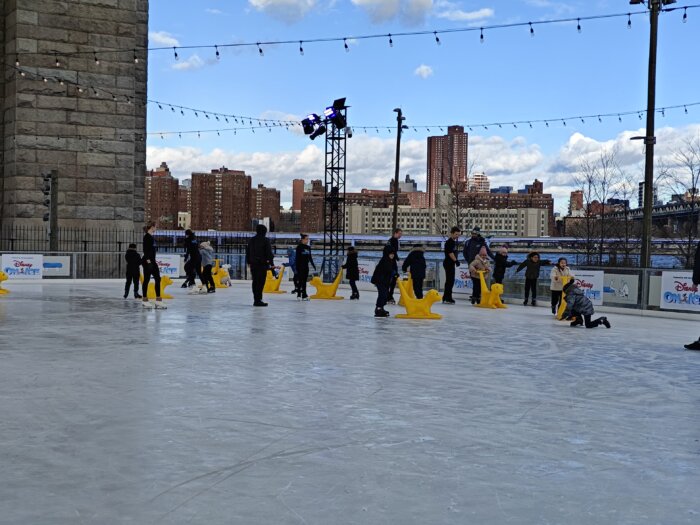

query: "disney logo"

left=12, top=260, right=34, bottom=268
left=674, top=281, right=698, bottom=292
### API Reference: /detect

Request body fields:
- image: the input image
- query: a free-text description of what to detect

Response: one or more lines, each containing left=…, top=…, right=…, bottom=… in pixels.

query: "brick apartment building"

left=427, top=125, right=469, bottom=207
left=251, top=184, right=281, bottom=229
left=191, top=167, right=252, bottom=231
left=145, top=162, right=179, bottom=229
left=179, top=181, right=191, bottom=213
left=292, top=179, right=305, bottom=211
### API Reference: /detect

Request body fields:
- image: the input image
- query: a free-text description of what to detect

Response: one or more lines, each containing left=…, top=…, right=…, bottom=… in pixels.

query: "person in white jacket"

left=199, top=241, right=216, bottom=294
left=550, top=257, right=572, bottom=315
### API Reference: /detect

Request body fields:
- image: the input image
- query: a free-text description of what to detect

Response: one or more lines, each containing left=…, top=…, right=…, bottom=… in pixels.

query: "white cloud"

left=205, top=8, right=224, bottom=15
left=435, top=6, right=493, bottom=22
left=414, top=64, right=434, bottom=79
left=351, top=0, right=434, bottom=25
left=171, top=54, right=207, bottom=71
left=149, top=31, right=180, bottom=47
left=248, top=0, right=317, bottom=23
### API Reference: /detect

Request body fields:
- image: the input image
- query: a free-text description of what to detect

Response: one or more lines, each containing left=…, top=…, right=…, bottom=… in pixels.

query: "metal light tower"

left=391, top=108, right=406, bottom=232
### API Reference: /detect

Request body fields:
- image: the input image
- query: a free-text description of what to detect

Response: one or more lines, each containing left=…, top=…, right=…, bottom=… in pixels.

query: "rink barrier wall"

left=1, top=251, right=698, bottom=316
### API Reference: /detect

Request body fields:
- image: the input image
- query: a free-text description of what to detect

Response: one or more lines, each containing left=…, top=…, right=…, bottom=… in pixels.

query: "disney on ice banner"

left=155, top=255, right=181, bottom=277
left=356, top=259, right=377, bottom=290
left=453, top=266, right=474, bottom=294
left=660, top=271, right=700, bottom=311
left=2, top=254, right=43, bottom=279
left=572, top=271, right=604, bottom=306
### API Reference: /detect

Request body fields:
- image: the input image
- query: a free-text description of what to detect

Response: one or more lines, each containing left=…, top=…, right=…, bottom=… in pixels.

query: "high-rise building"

left=251, top=184, right=281, bottom=230
left=145, top=163, right=179, bottom=229
left=638, top=182, right=660, bottom=208
left=426, top=125, right=469, bottom=207
left=399, top=174, right=418, bottom=193
left=569, top=190, right=584, bottom=216
left=292, top=179, right=305, bottom=211
left=0, top=1, right=148, bottom=229
left=191, top=167, right=252, bottom=231
left=490, top=186, right=513, bottom=194
left=178, top=184, right=191, bottom=213
left=470, top=172, right=490, bottom=193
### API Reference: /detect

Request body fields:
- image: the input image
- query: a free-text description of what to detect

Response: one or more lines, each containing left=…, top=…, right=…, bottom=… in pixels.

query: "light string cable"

left=6, top=4, right=699, bottom=64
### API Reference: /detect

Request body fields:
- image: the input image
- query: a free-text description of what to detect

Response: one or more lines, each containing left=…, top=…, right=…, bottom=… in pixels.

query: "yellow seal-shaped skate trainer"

left=556, top=275, right=573, bottom=320
left=139, top=274, right=174, bottom=299
left=309, top=271, right=344, bottom=300
left=211, top=259, right=232, bottom=289
left=263, top=266, right=286, bottom=294
left=0, top=271, right=9, bottom=295
left=395, top=280, right=442, bottom=319
left=398, top=274, right=415, bottom=307
left=476, top=270, right=507, bottom=309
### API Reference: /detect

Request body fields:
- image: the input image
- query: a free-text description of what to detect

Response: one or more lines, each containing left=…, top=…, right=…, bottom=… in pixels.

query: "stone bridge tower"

left=1, top=0, right=149, bottom=230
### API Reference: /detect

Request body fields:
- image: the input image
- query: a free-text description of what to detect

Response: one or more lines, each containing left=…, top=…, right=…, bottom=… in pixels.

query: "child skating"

left=516, top=252, right=552, bottom=306
left=550, top=257, right=572, bottom=315
left=124, top=243, right=142, bottom=299
left=562, top=281, right=610, bottom=329
left=343, top=246, right=360, bottom=300
left=468, top=246, right=491, bottom=304
left=199, top=241, right=216, bottom=293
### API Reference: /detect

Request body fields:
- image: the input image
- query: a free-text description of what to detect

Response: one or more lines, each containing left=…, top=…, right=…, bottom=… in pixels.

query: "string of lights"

left=148, top=100, right=298, bottom=126
left=5, top=4, right=698, bottom=64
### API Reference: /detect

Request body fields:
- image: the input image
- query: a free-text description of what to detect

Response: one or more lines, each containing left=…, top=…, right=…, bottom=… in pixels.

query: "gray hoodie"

left=563, top=285, right=594, bottom=317
left=199, top=244, right=215, bottom=267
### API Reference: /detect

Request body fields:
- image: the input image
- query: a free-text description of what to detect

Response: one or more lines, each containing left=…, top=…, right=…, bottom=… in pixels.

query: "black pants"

left=471, top=277, right=481, bottom=302
left=202, top=264, right=215, bottom=291
left=350, top=280, right=358, bottom=296
left=524, top=278, right=538, bottom=302
left=184, top=258, right=202, bottom=285
left=297, top=267, right=309, bottom=297
left=142, top=262, right=161, bottom=298
left=251, top=265, right=267, bottom=304
left=124, top=269, right=140, bottom=296
left=412, top=278, right=424, bottom=299
left=571, top=312, right=603, bottom=328
left=388, top=270, right=398, bottom=300
left=443, top=261, right=455, bottom=301
left=376, top=283, right=389, bottom=309
left=493, top=274, right=504, bottom=284
left=551, top=290, right=563, bottom=313
left=292, top=270, right=299, bottom=292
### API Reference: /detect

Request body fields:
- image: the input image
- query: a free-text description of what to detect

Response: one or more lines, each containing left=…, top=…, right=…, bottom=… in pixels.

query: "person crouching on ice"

left=401, top=244, right=427, bottom=299
left=562, top=281, right=610, bottom=329
left=371, top=245, right=395, bottom=318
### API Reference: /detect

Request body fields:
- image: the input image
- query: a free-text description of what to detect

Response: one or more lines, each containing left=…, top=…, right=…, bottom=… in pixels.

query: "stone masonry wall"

left=1, top=0, right=148, bottom=229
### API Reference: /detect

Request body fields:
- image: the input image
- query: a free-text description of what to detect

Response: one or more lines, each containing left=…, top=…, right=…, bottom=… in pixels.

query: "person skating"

left=442, top=227, right=461, bottom=304
left=562, top=281, right=611, bottom=329
left=550, top=257, right=572, bottom=315
left=402, top=244, right=427, bottom=299
left=386, top=228, right=403, bottom=304
left=516, top=252, right=552, bottom=306
left=199, top=241, right=216, bottom=293
left=142, top=222, right=166, bottom=309
left=492, top=246, right=518, bottom=285
left=123, top=243, right=142, bottom=299
left=295, top=234, right=316, bottom=301
left=371, top=245, right=395, bottom=317
left=462, top=226, right=493, bottom=265
left=286, top=245, right=299, bottom=295
left=684, top=241, right=700, bottom=350
left=342, top=246, right=360, bottom=300
left=468, top=246, right=491, bottom=305
left=182, top=229, right=203, bottom=288
left=246, top=224, right=274, bottom=307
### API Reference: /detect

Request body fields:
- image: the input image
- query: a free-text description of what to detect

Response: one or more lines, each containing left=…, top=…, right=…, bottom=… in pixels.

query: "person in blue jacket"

left=286, top=245, right=298, bottom=295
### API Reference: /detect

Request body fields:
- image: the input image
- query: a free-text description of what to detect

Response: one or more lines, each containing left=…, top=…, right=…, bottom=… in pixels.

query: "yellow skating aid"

left=398, top=274, right=415, bottom=306
left=264, top=266, right=286, bottom=294
left=139, top=274, right=174, bottom=299
left=395, top=279, right=442, bottom=319
left=212, top=259, right=232, bottom=289
left=556, top=275, right=573, bottom=320
left=309, top=271, right=344, bottom=300
left=0, top=271, right=9, bottom=295
left=476, top=270, right=507, bottom=309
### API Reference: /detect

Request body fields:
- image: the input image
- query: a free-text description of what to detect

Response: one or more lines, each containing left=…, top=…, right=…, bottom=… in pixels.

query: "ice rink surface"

left=0, top=281, right=699, bottom=524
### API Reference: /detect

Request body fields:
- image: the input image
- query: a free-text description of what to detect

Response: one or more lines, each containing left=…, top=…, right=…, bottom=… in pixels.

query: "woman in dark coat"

left=371, top=245, right=394, bottom=317
left=401, top=244, right=427, bottom=299
left=342, top=246, right=360, bottom=300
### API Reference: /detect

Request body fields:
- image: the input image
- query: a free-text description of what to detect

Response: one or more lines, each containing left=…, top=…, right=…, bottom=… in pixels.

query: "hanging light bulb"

left=15, top=55, right=20, bottom=67
left=224, top=117, right=229, bottom=123
left=480, top=28, right=484, bottom=44
left=257, top=43, right=264, bottom=56
left=627, top=13, right=632, bottom=29
left=562, top=120, right=567, bottom=127
left=215, top=45, right=220, bottom=59
left=661, top=108, right=665, bottom=117
left=529, top=22, right=534, bottom=37
left=299, top=41, right=304, bottom=56
left=126, top=96, right=131, bottom=104
left=545, top=121, right=549, bottom=127
left=528, top=122, right=533, bottom=128
left=205, top=113, right=210, bottom=119
left=94, top=52, right=100, bottom=65
left=684, top=106, right=688, bottom=115
left=93, top=88, right=99, bottom=96
left=55, top=54, right=61, bottom=67
left=112, top=94, right=117, bottom=101
left=170, top=106, right=175, bottom=112
left=434, top=31, right=441, bottom=45
left=598, top=115, right=602, bottom=122
left=173, top=47, right=179, bottom=60
left=158, top=103, right=163, bottom=110
left=580, top=118, right=585, bottom=124
left=639, top=113, right=643, bottom=120
left=180, top=109, right=184, bottom=116
left=78, top=86, right=84, bottom=93
left=42, top=77, right=48, bottom=83
left=577, top=19, right=581, bottom=33
left=618, top=115, right=622, bottom=123
left=133, top=49, right=139, bottom=63
left=683, top=7, right=687, bottom=23
left=388, top=34, right=393, bottom=47
left=344, top=38, right=349, bottom=52
left=59, top=78, right=64, bottom=86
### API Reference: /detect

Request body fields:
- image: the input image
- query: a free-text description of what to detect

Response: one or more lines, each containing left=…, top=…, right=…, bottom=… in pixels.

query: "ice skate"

left=442, top=299, right=455, bottom=305
left=142, top=300, right=156, bottom=309
left=601, top=317, right=611, bottom=329
left=684, top=340, right=700, bottom=350
left=154, top=300, right=167, bottom=309
left=301, top=294, right=310, bottom=301
left=374, top=307, right=390, bottom=318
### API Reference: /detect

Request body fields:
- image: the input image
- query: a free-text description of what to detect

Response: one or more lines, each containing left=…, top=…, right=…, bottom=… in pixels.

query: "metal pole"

left=392, top=108, right=403, bottom=232
left=49, top=170, right=58, bottom=252
left=640, top=0, right=660, bottom=269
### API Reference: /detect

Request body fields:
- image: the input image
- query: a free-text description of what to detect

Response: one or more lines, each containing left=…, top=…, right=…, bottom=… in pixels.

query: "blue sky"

left=146, top=1, right=699, bottom=211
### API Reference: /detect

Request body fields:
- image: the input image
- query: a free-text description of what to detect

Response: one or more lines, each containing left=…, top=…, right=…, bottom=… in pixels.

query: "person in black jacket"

left=124, top=243, right=142, bottom=299
left=295, top=234, right=316, bottom=301
left=516, top=251, right=552, bottom=306
left=684, top=241, right=700, bottom=350
left=492, top=246, right=518, bottom=285
left=386, top=228, right=403, bottom=304
left=402, top=244, right=427, bottom=299
left=462, top=226, right=493, bottom=265
left=141, top=222, right=166, bottom=309
left=371, top=245, right=395, bottom=317
left=246, top=224, right=274, bottom=307
left=182, top=229, right=203, bottom=288
left=342, top=246, right=360, bottom=300
left=442, top=226, right=461, bottom=304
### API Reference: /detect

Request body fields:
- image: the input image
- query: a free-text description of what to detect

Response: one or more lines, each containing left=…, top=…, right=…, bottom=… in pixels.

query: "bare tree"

left=607, top=174, right=640, bottom=266
left=571, top=159, right=599, bottom=265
